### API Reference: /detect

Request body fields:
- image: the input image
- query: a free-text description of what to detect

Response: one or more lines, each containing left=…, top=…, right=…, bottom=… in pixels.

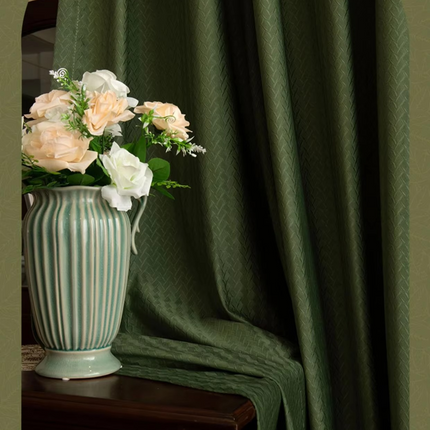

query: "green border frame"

left=0, top=0, right=27, bottom=429
left=405, top=0, right=430, bottom=428
left=0, top=0, right=427, bottom=428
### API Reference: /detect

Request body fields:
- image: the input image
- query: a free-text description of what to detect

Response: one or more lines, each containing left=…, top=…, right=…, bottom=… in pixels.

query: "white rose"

left=100, top=142, right=153, bottom=211
left=81, top=70, right=130, bottom=99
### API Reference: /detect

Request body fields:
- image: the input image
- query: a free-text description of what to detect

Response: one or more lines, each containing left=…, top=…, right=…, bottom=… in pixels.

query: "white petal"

left=97, top=70, right=117, bottom=80
left=104, top=124, right=122, bottom=137
left=82, top=72, right=105, bottom=92
left=101, top=185, right=132, bottom=211
left=109, top=80, right=129, bottom=98
left=140, top=165, right=153, bottom=196
left=127, top=97, right=139, bottom=108
left=109, top=142, right=122, bottom=155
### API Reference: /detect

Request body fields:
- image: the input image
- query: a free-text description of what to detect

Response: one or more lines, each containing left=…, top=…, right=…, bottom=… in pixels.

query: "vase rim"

left=30, top=186, right=102, bottom=193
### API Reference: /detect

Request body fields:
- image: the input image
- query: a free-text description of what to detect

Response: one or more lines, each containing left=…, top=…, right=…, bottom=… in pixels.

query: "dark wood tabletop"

left=22, top=371, right=256, bottom=430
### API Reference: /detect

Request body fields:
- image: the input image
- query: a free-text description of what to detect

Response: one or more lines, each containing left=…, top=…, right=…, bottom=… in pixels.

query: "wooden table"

left=22, top=371, right=256, bottom=430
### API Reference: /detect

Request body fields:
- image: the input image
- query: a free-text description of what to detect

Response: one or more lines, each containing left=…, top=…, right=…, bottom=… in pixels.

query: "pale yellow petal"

left=35, top=158, right=69, bottom=172
left=67, top=150, right=98, bottom=174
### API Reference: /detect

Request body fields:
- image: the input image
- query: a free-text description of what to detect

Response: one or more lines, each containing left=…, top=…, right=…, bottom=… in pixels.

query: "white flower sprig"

left=49, top=67, right=68, bottom=80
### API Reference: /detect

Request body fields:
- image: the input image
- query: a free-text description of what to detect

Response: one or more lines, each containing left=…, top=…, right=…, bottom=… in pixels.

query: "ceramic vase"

left=23, top=186, right=139, bottom=380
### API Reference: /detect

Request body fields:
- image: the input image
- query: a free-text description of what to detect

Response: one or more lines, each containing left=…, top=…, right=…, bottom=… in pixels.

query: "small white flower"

left=177, top=144, right=206, bottom=158
left=190, top=144, right=206, bottom=154
left=49, top=68, right=67, bottom=80
left=104, top=124, right=123, bottom=137
left=100, top=142, right=153, bottom=211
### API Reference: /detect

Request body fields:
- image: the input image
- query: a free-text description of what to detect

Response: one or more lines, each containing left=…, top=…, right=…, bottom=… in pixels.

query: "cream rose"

left=24, top=90, right=71, bottom=124
left=22, top=121, right=97, bottom=174
left=83, top=91, right=135, bottom=136
left=100, top=142, right=153, bottom=211
left=134, top=102, right=191, bottom=141
left=82, top=70, right=130, bottom=98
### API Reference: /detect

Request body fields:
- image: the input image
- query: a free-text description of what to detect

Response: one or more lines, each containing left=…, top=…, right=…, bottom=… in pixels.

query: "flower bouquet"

left=21, top=68, right=205, bottom=380
left=22, top=68, right=205, bottom=210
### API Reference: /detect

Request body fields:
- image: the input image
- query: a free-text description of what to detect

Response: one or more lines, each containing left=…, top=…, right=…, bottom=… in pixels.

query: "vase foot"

left=35, top=346, right=121, bottom=380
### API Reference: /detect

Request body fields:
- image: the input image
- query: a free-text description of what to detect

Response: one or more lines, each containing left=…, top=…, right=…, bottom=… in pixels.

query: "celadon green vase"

left=23, top=186, right=143, bottom=380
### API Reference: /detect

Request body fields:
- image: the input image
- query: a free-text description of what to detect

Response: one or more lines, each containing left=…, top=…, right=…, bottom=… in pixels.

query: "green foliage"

left=66, top=174, right=95, bottom=186
left=151, top=181, right=191, bottom=200
left=22, top=182, right=62, bottom=194
left=22, top=154, right=65, bottom=194
left=148, top=158, right=170, bottom=183
left=122, top=133, right=147, bottom=163
left=89, top=134, right=113, bottom=154
left=153, top=180, right=191, bottom=189
left=138, top=112, right=205, bottom=158
left=53, top=69, right=92, bottom=138
left=152, top=185, right=174, bottom=200
left=95, top=158, right=110, bottom=179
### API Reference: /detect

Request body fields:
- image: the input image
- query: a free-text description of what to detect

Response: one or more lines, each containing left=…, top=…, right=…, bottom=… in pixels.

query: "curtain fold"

left=53, top=1, right=409, bottom=429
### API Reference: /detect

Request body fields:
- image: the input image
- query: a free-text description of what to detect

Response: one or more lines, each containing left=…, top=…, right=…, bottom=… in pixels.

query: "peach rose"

left=83, top=91, right=135, bottom=136
left=25, top=90, right=71, bottom=125
left=134, top=102, right=191, bottom=141
left=22, top=121, right=97, bottom=174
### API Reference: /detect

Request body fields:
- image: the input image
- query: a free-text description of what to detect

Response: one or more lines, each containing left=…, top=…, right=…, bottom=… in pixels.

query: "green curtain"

left=53, top=1, right=409, bottom=429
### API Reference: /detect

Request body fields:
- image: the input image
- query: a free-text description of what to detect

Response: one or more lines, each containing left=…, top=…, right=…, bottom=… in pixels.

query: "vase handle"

left=131, top=196, right=148, bottom=255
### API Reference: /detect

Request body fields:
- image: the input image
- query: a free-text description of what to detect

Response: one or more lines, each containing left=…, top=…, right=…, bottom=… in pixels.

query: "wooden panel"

left=22, top=0, right=58, bottom=37
left=22, top=371, right=256, bottom=430
left=22, top=287, right=36, bottom=345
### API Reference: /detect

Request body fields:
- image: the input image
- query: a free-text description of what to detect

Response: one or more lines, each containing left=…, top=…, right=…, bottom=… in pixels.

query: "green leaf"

left=122, top=134, right=147, bottom=163
left=22, top=181, right=62, bottom=195
left=46, top=181, right=59, bottom=187
left=134, top=134, right=147, bottom=163
left=153, top=185, right=175, bottom=200
left=148, top=158, right=170, bottom=183
left=89, top=139, right=102, bottom=153
left=28, top=178, right=45, bottom=185
left=96, top=157, right=110, bottom=177
left=95, top=175, right=111, bottom=186
left=86, top=161, right=110, bottom=184
left=121, top=142, right=134, bottom=152
left=66, top=174, right=95, bottom=185
left=22, top=185, right=35, bottom=194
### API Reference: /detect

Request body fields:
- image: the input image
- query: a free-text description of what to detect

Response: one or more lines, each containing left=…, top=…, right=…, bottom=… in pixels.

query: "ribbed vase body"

left=23, top=187, right=131, bottom=362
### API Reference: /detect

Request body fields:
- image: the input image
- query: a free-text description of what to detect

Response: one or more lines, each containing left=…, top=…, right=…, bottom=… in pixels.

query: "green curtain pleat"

left=53, top=1, right=409, bottom=429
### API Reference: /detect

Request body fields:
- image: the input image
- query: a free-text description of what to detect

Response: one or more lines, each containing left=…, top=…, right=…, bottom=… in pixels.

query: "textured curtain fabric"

left=53, top=1, right=409, bottom=429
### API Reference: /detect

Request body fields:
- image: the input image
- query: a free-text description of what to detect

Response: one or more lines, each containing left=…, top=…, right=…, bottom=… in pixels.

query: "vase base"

left=35, top=346, right=121, bottom=380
